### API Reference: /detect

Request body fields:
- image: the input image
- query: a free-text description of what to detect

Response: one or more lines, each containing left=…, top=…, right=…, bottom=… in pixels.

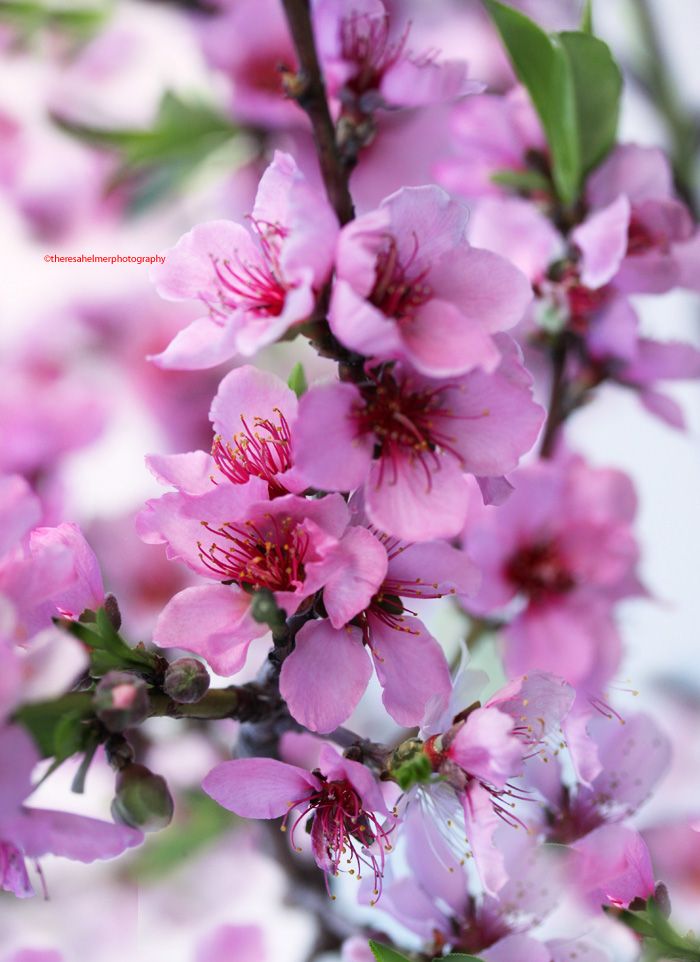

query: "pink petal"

left=145, top=451, right=217, bottom=496
left=148, top=316, right=241, bottom=371
left=322, top=526, right=388, bottom=628
left=402, top=298, right=502, bottom=376
left=448, top=707, right=521, bottom=789
left=292, top=381, right=373, bottom=491
left=380, top=57, right=484, bottom=108
left=571, top=195, right=631, bottom=288
left=369, top=616, right=451, bottom=727
left=279, top=621, right=372, bottom=732
left=8, top=808, right=143, bottom=862
left=462, top=780, right=507, bottom=895
left=210, top=364, right=298, bottom=442
left=0, top=475, right=41, bottom=556
left=202, top=757, right=321, bottom=818
left=29, top=523, right=104, bottom=618
left=152, top=221, right=257, bottom=302
left=365, top=451, right=469, bottom=542
left=429, top=245, right=533, bottom=335
left=468, top=196, right=565, bottom=282
left=386, top=540, right=480, bottom=598
left=328, top=279, right=405, bottom=359
left=152, top=584, right=267, bottom=676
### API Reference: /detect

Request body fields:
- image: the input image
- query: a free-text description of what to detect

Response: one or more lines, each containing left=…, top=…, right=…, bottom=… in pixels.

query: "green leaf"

left=646, top=896, right=700, bottom=958
left=434, top=955, right=486, bottom=961
left=490, top=168, right=552, bottom=194
left=559, top=31, right=622, bottom=175
left=482, top=0, right=580, bottom=204
left=580, top=0, right=593, bottom=33
left=369, top=942, right=412, bottom=962
left=54, top=92, right=237, bottom=170
left=0, top=1, right=108, bottom=42
left=287, top=362, right=308, bottom=398
left=14, top=693, right=92, bottom=758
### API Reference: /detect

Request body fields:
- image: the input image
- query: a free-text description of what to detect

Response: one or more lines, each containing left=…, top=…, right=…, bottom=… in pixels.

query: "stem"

left=279, top=0, right=355, bottom=225
left=629, top=0, right=699, bottom=217
left=539, top=335, right=568, bottom=459
left=147, top=687, right=246, bottom=719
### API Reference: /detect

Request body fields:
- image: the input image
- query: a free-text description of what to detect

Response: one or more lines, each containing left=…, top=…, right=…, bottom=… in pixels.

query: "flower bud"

left=111, top=763, right=174, bottom=832
left=93, top=671, right=149, bottom=733
left=163, top=657, right=210, bottom=704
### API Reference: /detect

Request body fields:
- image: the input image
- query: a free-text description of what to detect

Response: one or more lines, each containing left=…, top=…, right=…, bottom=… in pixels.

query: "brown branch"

left=280, top=0, right=355, bottom=225
left=539, top=335, right=568, bottom=459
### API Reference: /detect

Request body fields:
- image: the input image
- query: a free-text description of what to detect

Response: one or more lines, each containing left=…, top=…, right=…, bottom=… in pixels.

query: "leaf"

left=490, top=168, right=552, bottom=194
left=580, top=0, right=593, bottom=33
left=14, top=693, right=93, bottom=758
left=483, top=0, right=580, bottom=204
left=435, top=956, right=486, bottom=961
left=287, top=362, right=308, bottom=398
left=0, top=1, right=108, bottom=42
left=54, top=92, right=237, bottom=170
left=559, top=31, right=622, bottom=176
left=369, top=942, right=412, bottom=962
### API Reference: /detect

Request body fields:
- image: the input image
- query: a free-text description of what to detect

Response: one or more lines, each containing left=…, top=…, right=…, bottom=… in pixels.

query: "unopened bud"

left=163, top=658, right=210, bottom=704
left=93, top=671, right=149, bottom=732
left=111, top=763, right=174, bottom=832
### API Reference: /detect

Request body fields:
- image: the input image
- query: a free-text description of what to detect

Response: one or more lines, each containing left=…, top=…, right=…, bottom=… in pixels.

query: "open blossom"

left=203, top=743, right=393, bottom=899
left=405, top=663, right=574, bottom=895
left=461, top=455, right=643, bottom=694
left=329, top=185, right=533, bottom=377
left=0, top=725, right=142, bottom=897
left=150, top=152, right=339, bottom=370
left=435, top=86, right=547, bottom=200
left=196, top=0, right=301, bottom=129
left=530, top=712, right=671, bottom=844
left=313, top=0, right=484, bottom=115
left=280, top=518, right=478, bottom=732
left=148, top=493, right=380, bottom=676
left=578, top=144, right=700, bottom=296
left=292, top=335, right=544, bottom=541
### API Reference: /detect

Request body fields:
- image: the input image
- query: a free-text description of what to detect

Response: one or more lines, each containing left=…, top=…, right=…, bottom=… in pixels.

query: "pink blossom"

left=410, top=668, right=574, bottom=895
left=583, top=145, right=700, bottom=296
left=570, top=823, right=656, bottom=910
left=313, top=0, right=483, bottom=115
left=329, top=185, right=533, bottom=377
left=203, top=743, right=392, bottom=899
left=29, top=523, right=105, bottom=620
left=461, top=455, right=643, bottom=694
left=150, top=493, right=358, bottom=676
left=0, top=725, right=142, bottom=897
left=196, top=0, right=301, bottom=129
left=435, top=86, right=547, bottom=199
left=280, top=523, right=477, bottom=731
left=292, top=336, right=544, bottom=541
left=150, top=152, right=339, bottom=370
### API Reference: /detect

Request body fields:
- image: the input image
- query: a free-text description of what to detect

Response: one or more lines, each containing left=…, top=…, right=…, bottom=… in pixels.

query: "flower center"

left=285, top=776, right=393, bottom=901
left=340, top=13, right=407, bottom=100
left=212, top=407, right=292, bottom=497
left=207, top=223, right=288, bottom=322
left=627, top=215, right=666, bottom=256
left=369, top=235, right=431, bottom=322
left=505, top=540, right=575, bottom=604
left=198, top=514, right=307, bottom=591
left=352, top=369, right=466, bottom=488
